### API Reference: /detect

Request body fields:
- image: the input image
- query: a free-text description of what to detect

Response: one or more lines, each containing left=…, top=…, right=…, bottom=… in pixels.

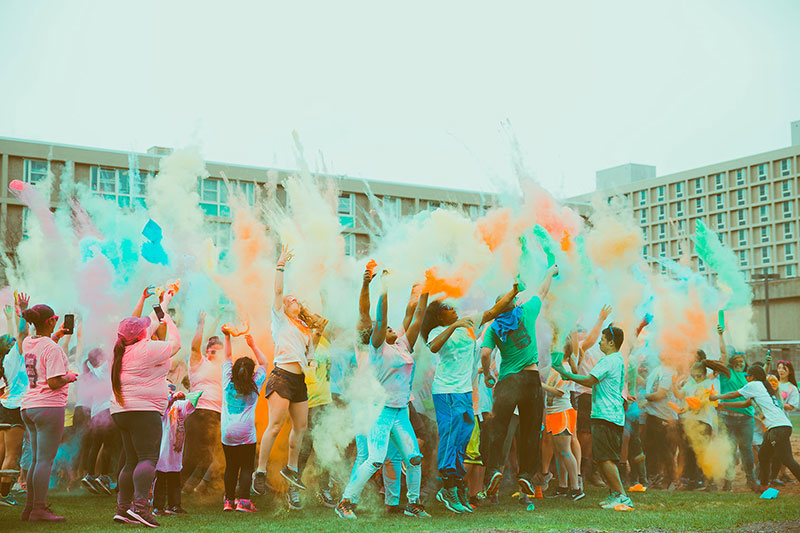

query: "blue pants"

left=433, top=392, right=474, bottom=482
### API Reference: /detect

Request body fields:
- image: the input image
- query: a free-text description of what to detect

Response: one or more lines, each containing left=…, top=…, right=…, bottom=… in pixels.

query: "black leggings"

left=759, top=426, right=800, bottom=486
left=181, top=409, right=221, bottom=488
left=153, top=471, right=181, bottom=508
left=223, top=443, right=256, bottom=500
left=112, top=411, right=162, bottom=506
left=83, top=410, right=122, bottom=476
left=645, top=415, right=675, bottom=482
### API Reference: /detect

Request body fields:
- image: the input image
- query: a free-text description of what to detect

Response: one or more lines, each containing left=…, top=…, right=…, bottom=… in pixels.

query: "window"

left=694, top=178, right=703, bottom=194
left=738, top=229, right=747, bottom=246
left=675, top=182, right=683, bottom=198
left=658, top=205, right=665, bottom=221
left=427, top=200, right=442, bottom=211
left=91, top=167, right=148, bottom=208
left=716, top=213, right=725, bottom=230
left=695, top=198, right=704, bottom=214
left=675, top=202, right=684, bottom=217
left=642, top=245, right=649, bottom=256
left=786, top=264, right=796, bottom=278
left=698, top=258, right=706, bottom=272
left=657, top=186, right=665, bottom=202
left=786, top=243, right=795, bottom=261
left=209, top=222, right=232, bottom=255
left=782, top=180, right=793, bottom=198
left=344, top=233, right=355, bottom=256
left=736, top=189, right=745, bottom=206
left=715, top=194, right=724, bottom=210
left=738, top=209, right=747, bottom=226
left=659, top=242, right=666, bottom=257
left=197, top=178, right=254, bottom=217
left=714, top=173, right=724, bottom=190
left=760, top=226, right=770, bottom=243
left=23, top=159, right=49, bottom=184
left=760, top=205, right=769, bottom=222
left=677, top=219, right=685, bottom=233
left=739, top=250, right=748, bottom=267
left=758, top=164, right=767, bottom=181
left=736, top=169, right=745, bottom=186
left=759, top=184, right=768, bottom=202
left=781, top=158, right=792, bottom=176
left=382, top=196, right=403, bottom=218
left=467, top=204, right=484, bottom=219
left=639, top=190, right=647, bottom=206
left=658, top=223, right=666, bottom=239
left=785, top=222, right=794, bottom=240
left=642, top=227, right=648, bottom=242
left=783, top=201, right=793, bottom=219
left=338, top=193, right=355, bottom=228
left=761, top=246, right=771, bottom=264
left=639, top=209, right=647, bottom=224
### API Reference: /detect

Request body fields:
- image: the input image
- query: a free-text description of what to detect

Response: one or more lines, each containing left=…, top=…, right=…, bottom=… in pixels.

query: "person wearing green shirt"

left=480, top=266, right=557, bottom=498
left=553, top=325, right=633, bottom=511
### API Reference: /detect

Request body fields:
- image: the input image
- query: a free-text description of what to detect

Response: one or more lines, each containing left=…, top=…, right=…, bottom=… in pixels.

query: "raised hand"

left=244, top=334, right=256, bottom=348
left=277, top=245, right=294, bottom=266
left=143, top=286, right=156, bottom=299
left=599, top=304, right=612, bottom=321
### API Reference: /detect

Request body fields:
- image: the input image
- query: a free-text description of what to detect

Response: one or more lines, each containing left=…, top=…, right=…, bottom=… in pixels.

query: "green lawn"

left=3, top=487, right=798, bottom=532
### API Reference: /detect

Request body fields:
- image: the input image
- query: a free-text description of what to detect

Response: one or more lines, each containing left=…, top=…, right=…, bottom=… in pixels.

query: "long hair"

left=111, top=339, right=126, bottom=406
left=777, top=360, right=798, bottom=388
left=232, top=357, right=257, bottom=396
left=420, top=300, right=446, bottom=343
left=747, top=364, right=778, bottom=400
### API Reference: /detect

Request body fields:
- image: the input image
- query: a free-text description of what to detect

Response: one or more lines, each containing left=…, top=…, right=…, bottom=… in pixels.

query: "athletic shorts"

left=464, top=416, right=482, bottom=465
left=265, top=367, right=308, bottom=403
left=591, top=419, right=623, bottom=463
left=0, top=404, right=23, bottom=428
left=576, top=393, right=592, bottom=433
left=546, top=408, right=577, bottom=436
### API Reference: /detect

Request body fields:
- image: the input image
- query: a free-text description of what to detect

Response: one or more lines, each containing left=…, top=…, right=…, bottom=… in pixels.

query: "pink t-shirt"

left=156, top=399, right=196, bottom=472
left=20, top=336, right=70, bottom=410
left=189, top=358, right=223, bottom=413
left=110, top=318, right=179, bottom=415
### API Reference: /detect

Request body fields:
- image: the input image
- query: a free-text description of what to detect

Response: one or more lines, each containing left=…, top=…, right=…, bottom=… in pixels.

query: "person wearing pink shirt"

left=19, top=304, right=76, bottom=523
left=110, top=289, right=181, bottom=529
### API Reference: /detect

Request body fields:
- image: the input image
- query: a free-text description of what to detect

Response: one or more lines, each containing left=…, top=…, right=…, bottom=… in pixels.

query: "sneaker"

left=0, top=493, right=17, bottom=506
left=486, top=471, right=503, bottom=496
left=280, top=467, right=307, bottom=490
left=546, top=486, right=569, bottom=499
left=152, top=508, right=166, bottom=516
left=540, top=472, right=553, bottom=492
left=456, top=485, right=474, bottom=512
left=223, top=499, right=235, bottom=512
left=518, top=477, right=535, bottom=496
left=236, top=499, right=258, bottom=512
left=600, top=493, right=619, bottom=509
left=287, top=485, right=303, bottom=510
left=96, top=475, right=113, bottom=495
left=436, top=487, right=466, bottom=513
left=404, top=502, right=431, bottom=518
left=113, top=506, right=137, bottom=524
left=252, top=471, right=268, bottom=496
left=29, top=506, right=66, bottom=522
left=613, top=494, right=634, bottom=511
left=569, top=488, right=586, bottom=502
left=628, top=483, right=647, bottom=493
left=81, top=474, right=99, bottom=494
left=385, top=504, right=404, bottom=514
left=317, top=484, right=336, bottom=508
left=167, top=506, right=187, bottom=514
left=335, top=499, right=357, bottom=519
left=128, top=502, right=160, bottom=528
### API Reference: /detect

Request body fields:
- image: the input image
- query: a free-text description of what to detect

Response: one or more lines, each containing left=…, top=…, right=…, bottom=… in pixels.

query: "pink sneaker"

left=29, top=506, right=66, bottom=522
left=223, top=499, right=235, bottom=512
left=236, top=499, right=258, bottom=512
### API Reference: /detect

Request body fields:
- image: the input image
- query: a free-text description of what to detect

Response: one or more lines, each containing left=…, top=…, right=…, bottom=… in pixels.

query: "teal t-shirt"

left=589, top=351, right=625, bottom=427
left=481, top=297, right=541, bottom=382
left=719, top=368, right=755, bottom=416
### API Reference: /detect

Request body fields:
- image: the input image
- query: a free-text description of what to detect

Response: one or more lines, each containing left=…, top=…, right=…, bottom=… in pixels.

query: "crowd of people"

left=0, top=250, right=799, bottom=527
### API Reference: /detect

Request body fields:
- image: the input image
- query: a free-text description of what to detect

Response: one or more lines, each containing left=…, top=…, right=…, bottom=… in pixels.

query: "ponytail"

left=111, top=339, right=126, bottom=406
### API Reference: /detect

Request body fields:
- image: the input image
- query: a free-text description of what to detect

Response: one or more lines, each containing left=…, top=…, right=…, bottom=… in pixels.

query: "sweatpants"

left=113, top=411, right=162, bottom=508
left=433, top=392, right=474, bottom=486
left=21, top=406, right=66, bottom=511
left=759, top=426, right=800, bottom=486
left=152, top=471, right=181, bottom=509
left=222, top=443, right=256, bottom=500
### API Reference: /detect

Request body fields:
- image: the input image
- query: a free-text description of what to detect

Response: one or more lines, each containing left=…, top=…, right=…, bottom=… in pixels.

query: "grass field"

left=3, top=485, right=799, bottom=532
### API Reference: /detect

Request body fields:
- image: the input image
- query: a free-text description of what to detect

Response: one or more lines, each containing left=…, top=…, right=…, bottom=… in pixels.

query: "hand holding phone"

left=63, top=314, right=75, bottom=335
left=153, top=305, right=165, bottom=322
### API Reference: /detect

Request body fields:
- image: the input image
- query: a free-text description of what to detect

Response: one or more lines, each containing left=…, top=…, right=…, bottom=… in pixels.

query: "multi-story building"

left=0, top=137, right=497, bottom=268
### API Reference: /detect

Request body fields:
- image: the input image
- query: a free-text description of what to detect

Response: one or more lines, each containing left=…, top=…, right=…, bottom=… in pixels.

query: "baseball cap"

left=117, top=316, right=151, bottom=345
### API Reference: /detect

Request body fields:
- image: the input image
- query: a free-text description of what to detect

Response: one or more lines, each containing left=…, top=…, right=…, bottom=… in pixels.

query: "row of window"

left=634, top=180, right=794, bottom=216
left=646, top=221, right=796, bottom=246
left=644, top=242, right=796, bottom=274
left=641, top=201, right=796, bottom=229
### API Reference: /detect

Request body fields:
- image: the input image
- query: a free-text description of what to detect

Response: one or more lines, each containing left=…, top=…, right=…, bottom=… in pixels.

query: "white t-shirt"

left=156, top=399, right=196, bottom=472
left=545, top=370, right=573, bottom=415
left=779, top=381, right=799, bottom=410
left=739, top=381, right=791, bottom=430
left=574, top=345, right=600, bottom=395
left=369, top=335, right=414, bottom=409
left=645, top=365, right=678, bottom=421
left=429, top=314, right=481, bottom=395
left=221, top=360, right=267, bottom=446
left=271, top=307, right=313, bottom=367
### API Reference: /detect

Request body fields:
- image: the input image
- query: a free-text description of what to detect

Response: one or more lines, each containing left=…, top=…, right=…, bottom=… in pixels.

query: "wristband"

left=276, top=268, right=285, bottom=272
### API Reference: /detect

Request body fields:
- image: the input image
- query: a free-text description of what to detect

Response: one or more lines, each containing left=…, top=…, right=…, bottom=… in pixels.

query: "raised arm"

left=16, top=293, right=30, bottom=345
left=429, top=316, right=475, bottom=354
left=405, top=291, right=429, bottom=350
left=582, top=305, right=612, bottom=351
left=245, top=334, right=269, bottom=367
left=371, top=289, right=388, bottom=349
left=132, top=286, right=155, bottom=318
left=357, top=268, right=374, bottom=332
left=274, top=245, right=293, bottom=312
left=717, top=325, right=728, bottom=365
left=402, top=285, right=420, bottom=332
left=163, top=314, right=181, bottom=356
left=538, top=265, right=558, bottom=300
left=221, top=325, right=233, bottom=362
left=479, top=283, right=520, bottom=327
left=703, top=358, right=730, bottom=378
left=190, top=312, right=206, bottom=366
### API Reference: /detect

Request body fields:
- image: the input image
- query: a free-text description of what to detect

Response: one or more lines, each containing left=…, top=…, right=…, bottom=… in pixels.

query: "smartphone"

left=63, top=314, right=75, bottom=335
left=153, top=305, right=165, bottom=322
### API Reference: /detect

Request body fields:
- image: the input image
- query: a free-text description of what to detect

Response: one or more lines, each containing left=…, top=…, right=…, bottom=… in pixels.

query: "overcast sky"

left=1, top=0, right=799, bottom=197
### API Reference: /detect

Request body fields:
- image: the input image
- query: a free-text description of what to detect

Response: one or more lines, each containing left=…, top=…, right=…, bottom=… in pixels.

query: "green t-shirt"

left=481, top=297, right=541, bottom=382
left=719, top=367, right=754, bottom=416
left=589, top=351, right=625, bottom=427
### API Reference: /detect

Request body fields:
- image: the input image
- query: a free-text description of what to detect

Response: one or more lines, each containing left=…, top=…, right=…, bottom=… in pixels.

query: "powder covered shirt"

left=779, top=381, right=799, bottom=410
left=189, top=357, right=223, bottom=413
left=221, top=360, right=267, bottom=446
left=156, top=399, right=196, bottom=472
left=1, top=345, right=28, bottom=409
left=369, top=335, right=414, bottom=408
left=271, top=307, right=313, bottom=367
left=644, top=365, right=678, bottom=421
left=719, top=367, right=754, bottom=416
left=589, top=351, right=625, bottom=427
left=739, top=381, right=791, bottom=430
left=20, top=336, right=70, bottom=410
left=305, top=338, right=333, bottom=408
left=429, top=313, right=481, bottom=395
left=481, top=297, right=542, bottom=383
left=680, top=378, right=715, bottom=427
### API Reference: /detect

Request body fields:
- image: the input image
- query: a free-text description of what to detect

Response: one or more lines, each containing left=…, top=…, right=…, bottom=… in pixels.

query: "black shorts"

left=576, top=393, right=592, bottom=433
left=591, top=419, right=623, bottom=463
left=0, top=403, right=24, bottom=428
left=264, top=367, right=308, bottom=403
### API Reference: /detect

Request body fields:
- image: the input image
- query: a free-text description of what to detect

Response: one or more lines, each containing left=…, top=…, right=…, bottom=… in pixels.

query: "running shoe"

left=223, top=499, right=235, bottom=512
left=568, top=488, right=586, bottom=502
left=236, top=499, right=258, bottom=512
left=280, top=467, right=307, bottom=490
left=166, top=506, right=187, bottom=514
left=128, top=501, right=160, bottom=528
left=612, top=494, right=634, bottom=511
left=28, top=506, right=66, bottom=522
left=599, top=493, right=619, bottom=509
left=96, top=475, right=113, bottom=496
left=317, top=483, right=336, bottom=508
left=251, top=471, right=268, bottom=495
left=404, top=502, right=431, bottom=518
left=335, top=499, right=357, bottom=519
left=486, top=470, right=503, bottom=496
left=152, top=508, right=166, bottom=516
left=518, top=477, right=535, bottom=496
left=0, top=493, right=17, bottom=506
left=287, top=485, right=303, bottom=510
left=385, top=504, right=404, bottom=514
left=112, top=506, right=137, bottom=524
left=545, top=486, right=569, bottom=499
left=81, top=474, right=99, bottom=494
left=436, top=487, right=466, bottom=513
left=456, top=486, right=474, bottom=512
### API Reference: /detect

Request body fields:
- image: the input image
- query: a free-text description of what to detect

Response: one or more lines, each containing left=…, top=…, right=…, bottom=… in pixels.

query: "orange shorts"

left=546, top=408, right=577, bottom=435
